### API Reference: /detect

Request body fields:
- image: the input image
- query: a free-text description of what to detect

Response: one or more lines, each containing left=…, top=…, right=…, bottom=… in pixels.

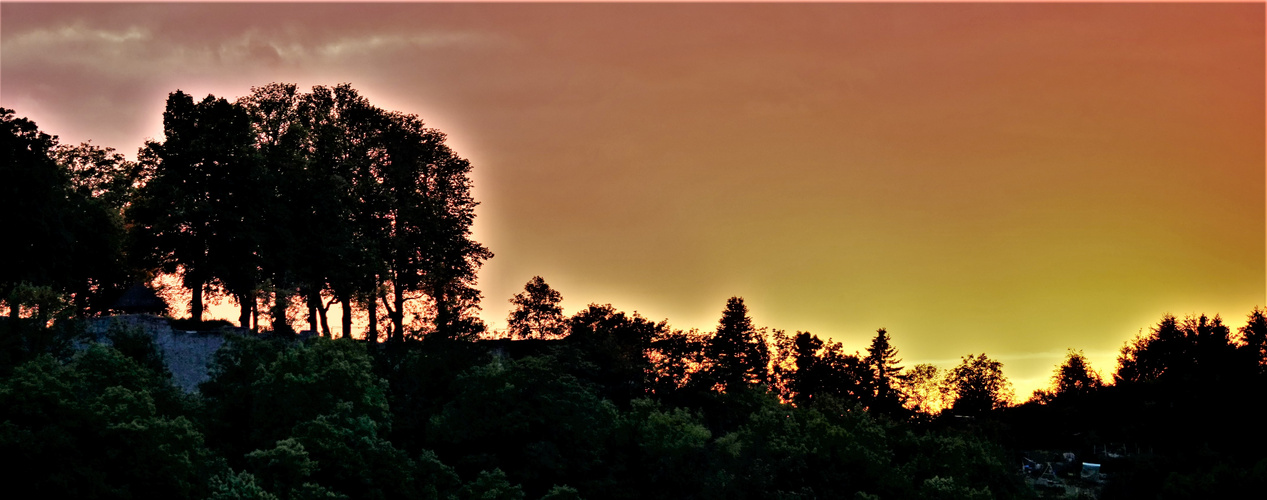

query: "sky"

left=3, top=2, right=1264, bottom=399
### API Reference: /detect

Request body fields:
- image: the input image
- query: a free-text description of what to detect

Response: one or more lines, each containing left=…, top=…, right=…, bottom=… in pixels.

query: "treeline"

left=503, top=279, right=1016, bottom=421
left=1009, top=310, right=1267, bottom=497
left=2, top=83, right=490, bottom=342
left=5, top=87, right=1267, bottom=498
left=5, top=283, right=1263, bottom=498
left=0, top=297, right=1027, bottom=499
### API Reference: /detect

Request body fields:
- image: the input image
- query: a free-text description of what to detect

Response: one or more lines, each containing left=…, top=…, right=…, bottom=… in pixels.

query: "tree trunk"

left=340, top=294, right=352, bottom=340
left=392, top=282, right=405, bottom=343
left=190, top=281, right=204, bottom=322
left=238, top=292, right=252, bottom=329
left=251, top=300, right=259, bottom=333
left=380, top=293, right=395, bottom=343
left=318, top=297, right=331, bottom=338
left=307, top=288, right=319, bottom=333
left=367, top=278, right=379, bottom=343
left=272, top=290, right=293, bottom=335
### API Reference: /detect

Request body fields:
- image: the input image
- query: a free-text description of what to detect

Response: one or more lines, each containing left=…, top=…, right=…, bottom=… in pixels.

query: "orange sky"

left=3, top=2, right=1263, bottom=399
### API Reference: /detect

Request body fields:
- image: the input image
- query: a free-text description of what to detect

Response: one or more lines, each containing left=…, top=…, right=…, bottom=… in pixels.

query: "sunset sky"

left=3, top=2, right=1263, bottom=398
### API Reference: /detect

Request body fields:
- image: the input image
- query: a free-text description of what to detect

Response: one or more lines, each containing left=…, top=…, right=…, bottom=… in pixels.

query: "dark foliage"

left=559, top=304, right=665, bottom=407
left=507, top=276, right=566, bottom=339
left=3, top=109, right=130, bottom=321
left=701, top=297, right=770, bottom=393
left=865, top=327, right=905, bottom=416
left=947, top=353, right=1013, bottom=416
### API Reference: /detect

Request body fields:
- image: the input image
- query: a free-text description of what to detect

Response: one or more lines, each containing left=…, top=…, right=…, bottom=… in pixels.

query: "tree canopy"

left=129, top=91, right=261, bottom=324
left=702, top=297, right=770, bottom=393
left=947, top=353, right=1013, bottom=416
left=1115, top=313, right=1244, bottom=386
left=1030, top=348, right=1102, bottom=403
left=3, top=108, right=130, bottom=322
left=507, top=276, right=566, bottom=339
left=123, top=84, right=491, bottom=342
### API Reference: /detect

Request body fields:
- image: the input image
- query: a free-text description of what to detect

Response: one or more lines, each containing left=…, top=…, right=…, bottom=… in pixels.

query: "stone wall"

left=85, top=315, right=228, bottom=393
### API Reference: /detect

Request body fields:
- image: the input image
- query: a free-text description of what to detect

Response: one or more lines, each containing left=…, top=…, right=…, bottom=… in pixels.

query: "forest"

left=3, top=84, right=1266, bottom=499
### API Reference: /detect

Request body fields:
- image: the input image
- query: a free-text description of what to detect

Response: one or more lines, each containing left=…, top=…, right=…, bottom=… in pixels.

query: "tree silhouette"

left=374, top=110, right=492, bottom=341
left=820, top=347, right=875, bottom=405
left=507, top=276, right=565, bottom=339
left=1115, top=313, right=1242, bottom=386
left=1239, top=306, right=1267, bottom=373
left=564, top=304, right=665, bottom=405
left=237, top=83, right=316, bottom=333
left=124, top=83, right=492, bottom=341
left=703, top=297, right=770, bottom=392
left=648, top=327, right=708, bottom=399
left=772, top=330, right=875, bottom=407
left=1030, top=348, right=1101, bottom=403
left=865, top=327, right=904, bottom=414
left=129, top=91, right=260, bottom=323
left=3, top=107, right=67, bottom=322
left=901, top=363, right=950, bottom=416
left=49, top=141, right=138, bottom=316
left=53, top=141, right=138, bottom=212
left=2, top=109, right=127, bottom=320
left=294, top=84, right=384, bottom=339
left=947, top=353, right=1013, bottom=415
left=789, top=331, right=825, bottom=405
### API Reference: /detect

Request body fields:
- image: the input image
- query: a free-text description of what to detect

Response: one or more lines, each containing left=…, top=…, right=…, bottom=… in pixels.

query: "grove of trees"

left=5, top=83, right=490, bottom=344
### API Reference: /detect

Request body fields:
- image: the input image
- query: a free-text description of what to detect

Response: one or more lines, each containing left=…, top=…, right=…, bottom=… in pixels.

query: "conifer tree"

left=1239, top=307, right=1267, bottom=373
left=704, top=297, right=770, bottom=392
left=865, top=327, right=904, bottom=413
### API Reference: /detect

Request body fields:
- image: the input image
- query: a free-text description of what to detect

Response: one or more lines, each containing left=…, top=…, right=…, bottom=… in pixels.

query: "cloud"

left=7, top=22, right=150, bottom=45
left=315, top=32, right=498, bottom=59
left=3, top=19, right=501, bottom=78
left=0, top=10, right=508, bottom=161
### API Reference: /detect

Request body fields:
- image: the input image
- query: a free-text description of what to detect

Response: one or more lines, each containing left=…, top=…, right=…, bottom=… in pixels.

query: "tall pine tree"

left=865, top=327, right=904, bottom=414
left=704, top=297, right=769, bottom=392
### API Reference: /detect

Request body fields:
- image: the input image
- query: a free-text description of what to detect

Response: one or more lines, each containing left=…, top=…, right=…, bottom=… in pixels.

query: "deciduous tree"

left=507, top=276, right=565, bottom=339
left=2, top=109, right=66, bottom=320
left=901, top=363, right=950, bottom=416
left=1032, top=349, right=1101, bottom=403
left=947, top=353, right=1013, bottom=415
left=374, top=110, right=492, bottom=342
left=565, top=304, right=665, bottom=404
left=129, top=91, right=261, bottom=323
left=53, top=141, right=138, bottom=211
left=2, top=109, right=128, bottom=320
